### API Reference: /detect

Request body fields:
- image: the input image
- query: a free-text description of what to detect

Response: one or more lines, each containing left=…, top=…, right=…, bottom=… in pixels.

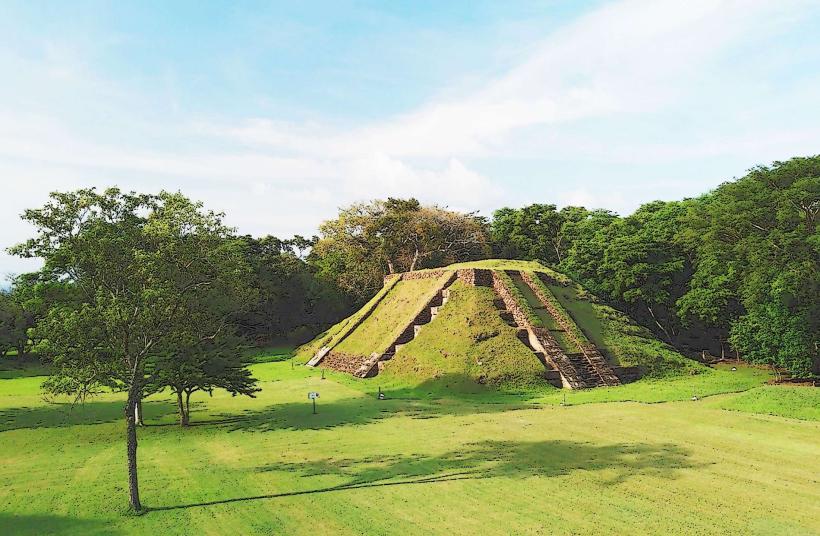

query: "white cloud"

left=1, top=0, right=817, bottom=276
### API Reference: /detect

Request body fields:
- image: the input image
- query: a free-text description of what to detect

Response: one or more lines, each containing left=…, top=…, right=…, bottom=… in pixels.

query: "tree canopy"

left=311, top=198, right=491, bottom=302
left=10, top=188, right=254, bottom=511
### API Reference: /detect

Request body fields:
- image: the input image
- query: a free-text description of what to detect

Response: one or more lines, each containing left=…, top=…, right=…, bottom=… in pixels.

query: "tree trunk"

left=552, top=240, right=562, bottom=264
left=176, top=390, right=189, bottom=426
left=409, top=248, right=420, bottom=272
left=134, top=399, right=144, bottom=426
left=185, top=391, right=192, bottom=424
left=125, top=383, right=142, bottom=512
left=646, top=305, right=674, bottom=344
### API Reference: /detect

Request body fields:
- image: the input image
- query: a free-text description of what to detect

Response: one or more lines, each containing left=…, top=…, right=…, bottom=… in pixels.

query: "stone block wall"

left=522, top=271, right=620, bottom=386
left=399, top=269, right=448, bottom=281
left=322, top=351, right=370, bottom=374
left=456, top=268, right=493, bottom=286
left=491, top=272, right=531, bottom=327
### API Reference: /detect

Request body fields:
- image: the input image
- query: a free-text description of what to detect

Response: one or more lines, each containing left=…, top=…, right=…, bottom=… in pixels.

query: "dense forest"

left=2, top=156, right=818, bottom=376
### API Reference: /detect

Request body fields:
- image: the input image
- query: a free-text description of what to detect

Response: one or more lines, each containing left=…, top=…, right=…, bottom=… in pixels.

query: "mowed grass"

left=382, top=281, right=550, bottom=390
left=335, top=275, right=449, bottom=356
left=716, top=384, right=820, bottom=421
left=1, top=358, right=819, bottom=535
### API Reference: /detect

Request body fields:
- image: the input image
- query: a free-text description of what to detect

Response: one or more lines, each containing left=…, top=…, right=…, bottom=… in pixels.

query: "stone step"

left=414, top=324, right=423, bottom=336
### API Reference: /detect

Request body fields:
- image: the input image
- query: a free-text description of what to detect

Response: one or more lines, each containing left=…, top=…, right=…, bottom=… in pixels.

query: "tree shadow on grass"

left=152, top=438, right=697, bottom=512
left=215, top=392, right=535, bottom=433
left=210, top=372, right=540, bottom=433
left=0, top=400, right=174, bottom=432
left=0, top=513, right=121, bottom=536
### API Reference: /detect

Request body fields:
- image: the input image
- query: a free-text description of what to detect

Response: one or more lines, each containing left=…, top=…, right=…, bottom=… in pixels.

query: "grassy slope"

left=380, top=281, right=551, bottom=391
left=335, top=275, right=448, bottom=357
left=299, top=260, right=704, bottom=386
left=294, top=276, right=401, bottom=362
left=1, top=358, right=817, bottom=536
left=546, top=281, right=704, bottom=378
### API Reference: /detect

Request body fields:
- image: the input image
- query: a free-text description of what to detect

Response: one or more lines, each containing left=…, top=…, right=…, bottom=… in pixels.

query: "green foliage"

left=237, top=235, right=351, bottom=345
left=310, top=198, right=491, bottom=303
left=0, top=292, right=30, bottom=357
left=491, top=205, right=592, bottom=265
left=485, top=156, right=820, bottom=377
left=679, top=156, right=819, bottom=375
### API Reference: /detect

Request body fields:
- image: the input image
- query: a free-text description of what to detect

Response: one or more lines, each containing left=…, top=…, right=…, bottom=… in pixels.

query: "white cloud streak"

left=1, top=0, right=817, bottom=276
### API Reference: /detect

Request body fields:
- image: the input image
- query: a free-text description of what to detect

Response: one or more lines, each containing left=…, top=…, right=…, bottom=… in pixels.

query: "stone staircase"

left=354, top=273, right=456, bottom=378
left=491, top=273, right=565, bottom=388
left=307, top=346, right=331, bottom=367
left=520, top=271, right=620, bottom=388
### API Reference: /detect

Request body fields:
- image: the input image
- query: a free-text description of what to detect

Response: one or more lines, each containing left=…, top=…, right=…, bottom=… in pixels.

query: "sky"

left=1, top=0, right=819, bottom=278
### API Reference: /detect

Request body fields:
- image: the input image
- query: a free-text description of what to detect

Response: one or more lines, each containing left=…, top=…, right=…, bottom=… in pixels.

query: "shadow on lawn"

left=211, top=372, right=539, bottom=433
left=0, top=513, right=121, bottom=536
left=0, top=400, right=174, bottom=432
left=216, top=393, right=534, bottom=433
left=152, top=438, right=696, bottom=512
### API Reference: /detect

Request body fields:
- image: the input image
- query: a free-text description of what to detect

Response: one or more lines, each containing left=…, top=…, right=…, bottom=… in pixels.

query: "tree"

left=0, top=274, right=44, bottom=357
left=596, top=201, right=690, bottom=344
left=0, top=293, right=29, bottom=357
left=490, top=204, right=565, bottom=264
left=238, top=235, right=350, bottom=344
left=10, top=188, right=252, bottom=512
left=151, top=333, right=259, bottom=426
left=311, top=198, right=490, bottom=303
left=678, top=157, right=819, bottom=374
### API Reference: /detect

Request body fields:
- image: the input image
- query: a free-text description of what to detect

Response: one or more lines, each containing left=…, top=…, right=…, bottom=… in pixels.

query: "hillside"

left=298, top=260, right=706, bottom=390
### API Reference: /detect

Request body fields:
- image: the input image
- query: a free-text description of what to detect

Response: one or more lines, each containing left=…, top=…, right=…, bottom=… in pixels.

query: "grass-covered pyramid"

left=297, top=260, right=702, bottom=390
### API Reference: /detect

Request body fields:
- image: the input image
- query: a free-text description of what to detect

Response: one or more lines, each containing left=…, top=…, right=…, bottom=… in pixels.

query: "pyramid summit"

left=298, top=260, right=702, bottom=390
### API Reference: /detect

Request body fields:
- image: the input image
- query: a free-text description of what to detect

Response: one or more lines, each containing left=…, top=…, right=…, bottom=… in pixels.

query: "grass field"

left=1, top=354, right=818, bottom=535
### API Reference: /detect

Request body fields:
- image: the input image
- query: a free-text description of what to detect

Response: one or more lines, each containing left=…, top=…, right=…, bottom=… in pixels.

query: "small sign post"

left=308, top=391, right=319, bottom=414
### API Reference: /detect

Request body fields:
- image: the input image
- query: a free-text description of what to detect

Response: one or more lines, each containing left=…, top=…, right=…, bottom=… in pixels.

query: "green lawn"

left=716, top=384, right=820, bottom=421
left=1, top=356, right=819, bottom=535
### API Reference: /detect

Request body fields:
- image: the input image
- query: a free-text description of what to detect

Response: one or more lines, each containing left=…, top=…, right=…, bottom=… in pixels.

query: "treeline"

left=2, top=157, right=818, bottom=379
left=304, top=156, right=819, bottom=376
left=490, top=157, right=819, bottom=375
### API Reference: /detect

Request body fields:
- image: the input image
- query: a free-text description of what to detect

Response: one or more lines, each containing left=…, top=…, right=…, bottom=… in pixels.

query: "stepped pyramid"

left=299, top=261, right=651, bottom=389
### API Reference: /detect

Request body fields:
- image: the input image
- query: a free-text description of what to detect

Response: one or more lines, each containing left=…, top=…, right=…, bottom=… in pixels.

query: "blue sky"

left=2, top=0, right=820, bottom=277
